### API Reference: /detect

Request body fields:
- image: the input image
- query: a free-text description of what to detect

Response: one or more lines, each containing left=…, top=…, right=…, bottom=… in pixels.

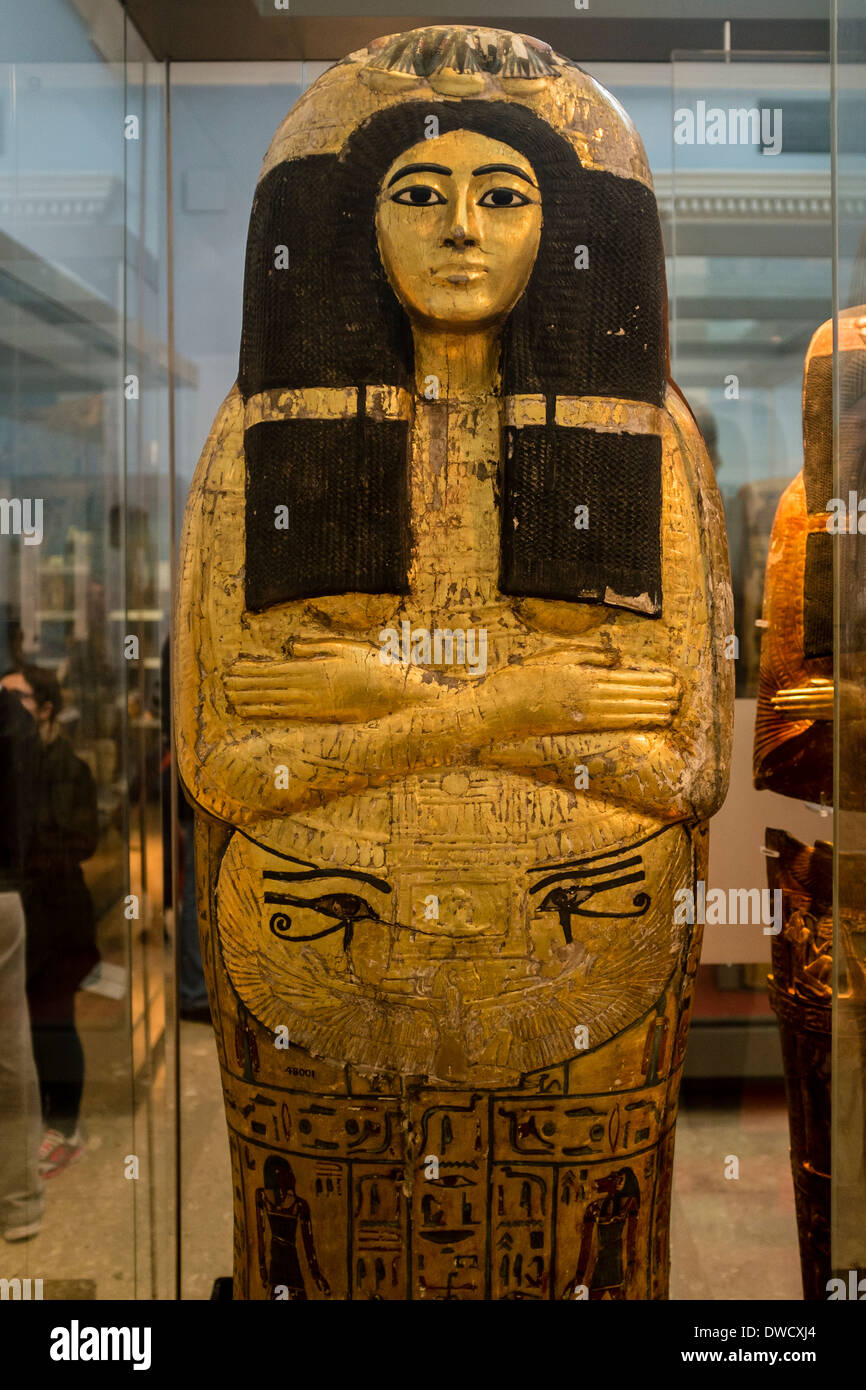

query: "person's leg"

left=32, top=1010, right=84, bottom=1140
left=0, top=891, right=43, bottom=1237
left=28, top=1008, right=50, bottom=1122
left=28, top=956, right=88, bottom=1144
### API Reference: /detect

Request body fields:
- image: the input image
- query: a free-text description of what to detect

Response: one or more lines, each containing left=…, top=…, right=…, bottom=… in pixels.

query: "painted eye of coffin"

left=266, top=890, right=382, bottom=944
left=530, top=852, right=651, bottom=945
left=477, top=187, right=532, bottom=207
left=390, top=185, right=446, bottom=205
left=537, top=880, right=651, bottom=944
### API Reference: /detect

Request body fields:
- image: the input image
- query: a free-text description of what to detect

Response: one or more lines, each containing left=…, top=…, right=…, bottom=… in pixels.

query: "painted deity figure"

left=561, top=1166, right=640, bottom=1300
left=175, top=26, right=733, bottom=1300
left=255, top=1156, right=330, bottom=1300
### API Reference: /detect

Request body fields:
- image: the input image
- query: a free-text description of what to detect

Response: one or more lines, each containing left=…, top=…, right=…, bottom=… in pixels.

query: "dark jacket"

left=0, top=687, right=39, bottom=892
left=28, top=733, right=99, bottom=873
left=22, top=732, right=99, bottom=983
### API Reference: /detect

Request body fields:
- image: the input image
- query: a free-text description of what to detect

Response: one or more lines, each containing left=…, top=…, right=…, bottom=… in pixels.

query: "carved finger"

left=290, top=640, right=370, bottom=660
left=533, top=645, right=616, bottom=668
left=589, top=700, right=675, bottom=717
left=598, top=669, right=676, bottom=686
left=227, top=660, right=300, bottom=676
left=593, top=680, right=678, bottom=701
left=590, top=713, right=671, bottom=730
left=235, top=704, right=338, bottom=722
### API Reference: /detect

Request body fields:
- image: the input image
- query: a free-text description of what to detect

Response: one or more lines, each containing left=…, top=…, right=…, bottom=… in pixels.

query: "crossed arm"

left=175, top=388, right=732, bottom=827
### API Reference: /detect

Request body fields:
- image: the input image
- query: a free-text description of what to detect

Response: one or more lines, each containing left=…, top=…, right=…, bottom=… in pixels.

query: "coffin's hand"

left=484, top=646, right=680, bottom=737
left=225, top=641, right=433, bottom=723
left=771, top=677, right=833, bottom=722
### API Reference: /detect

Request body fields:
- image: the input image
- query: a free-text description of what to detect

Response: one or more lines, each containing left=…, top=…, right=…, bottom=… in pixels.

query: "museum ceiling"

left=121, top=0, right=832, bottom=63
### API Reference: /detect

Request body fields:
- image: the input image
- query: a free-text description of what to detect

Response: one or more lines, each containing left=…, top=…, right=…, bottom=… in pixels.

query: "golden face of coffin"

left=375, top=130, right=542, bottom=333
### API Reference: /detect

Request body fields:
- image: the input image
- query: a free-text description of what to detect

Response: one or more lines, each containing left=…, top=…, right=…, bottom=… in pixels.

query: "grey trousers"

left=0, top=891, right=43, bottom=1232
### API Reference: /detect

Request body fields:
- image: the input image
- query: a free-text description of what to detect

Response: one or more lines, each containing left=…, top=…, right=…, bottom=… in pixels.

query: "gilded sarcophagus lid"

left=175, top=25, right=733, bottom=1300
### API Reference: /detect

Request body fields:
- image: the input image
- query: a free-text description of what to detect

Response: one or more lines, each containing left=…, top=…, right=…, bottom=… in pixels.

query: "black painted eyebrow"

left=263, top=868, right=392, bottom=894
left=387, top=162, right=452, bottom=188
left=472, top=163, right=537, bottom=187
left=529, top=857, right=644, bottom=897
left=530, top=825, right=670, bottom=876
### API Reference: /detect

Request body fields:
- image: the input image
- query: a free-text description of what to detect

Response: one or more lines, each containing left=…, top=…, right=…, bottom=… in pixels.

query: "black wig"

left=239, top=100, right=667, bottom=615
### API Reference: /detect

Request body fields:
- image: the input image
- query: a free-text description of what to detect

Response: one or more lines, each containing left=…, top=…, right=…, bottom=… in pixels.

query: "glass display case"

left=0, top=0, right=174, bottom=1298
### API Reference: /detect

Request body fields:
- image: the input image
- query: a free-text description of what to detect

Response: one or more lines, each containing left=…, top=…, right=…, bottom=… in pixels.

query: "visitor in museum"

left=0, top=654, right=43, bottom=1241
left=0, top=666, right=99, bottom=1178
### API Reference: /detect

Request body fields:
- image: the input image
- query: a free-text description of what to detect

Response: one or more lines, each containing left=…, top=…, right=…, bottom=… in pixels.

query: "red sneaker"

left=39, top=1129, right=84, bottom=1177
